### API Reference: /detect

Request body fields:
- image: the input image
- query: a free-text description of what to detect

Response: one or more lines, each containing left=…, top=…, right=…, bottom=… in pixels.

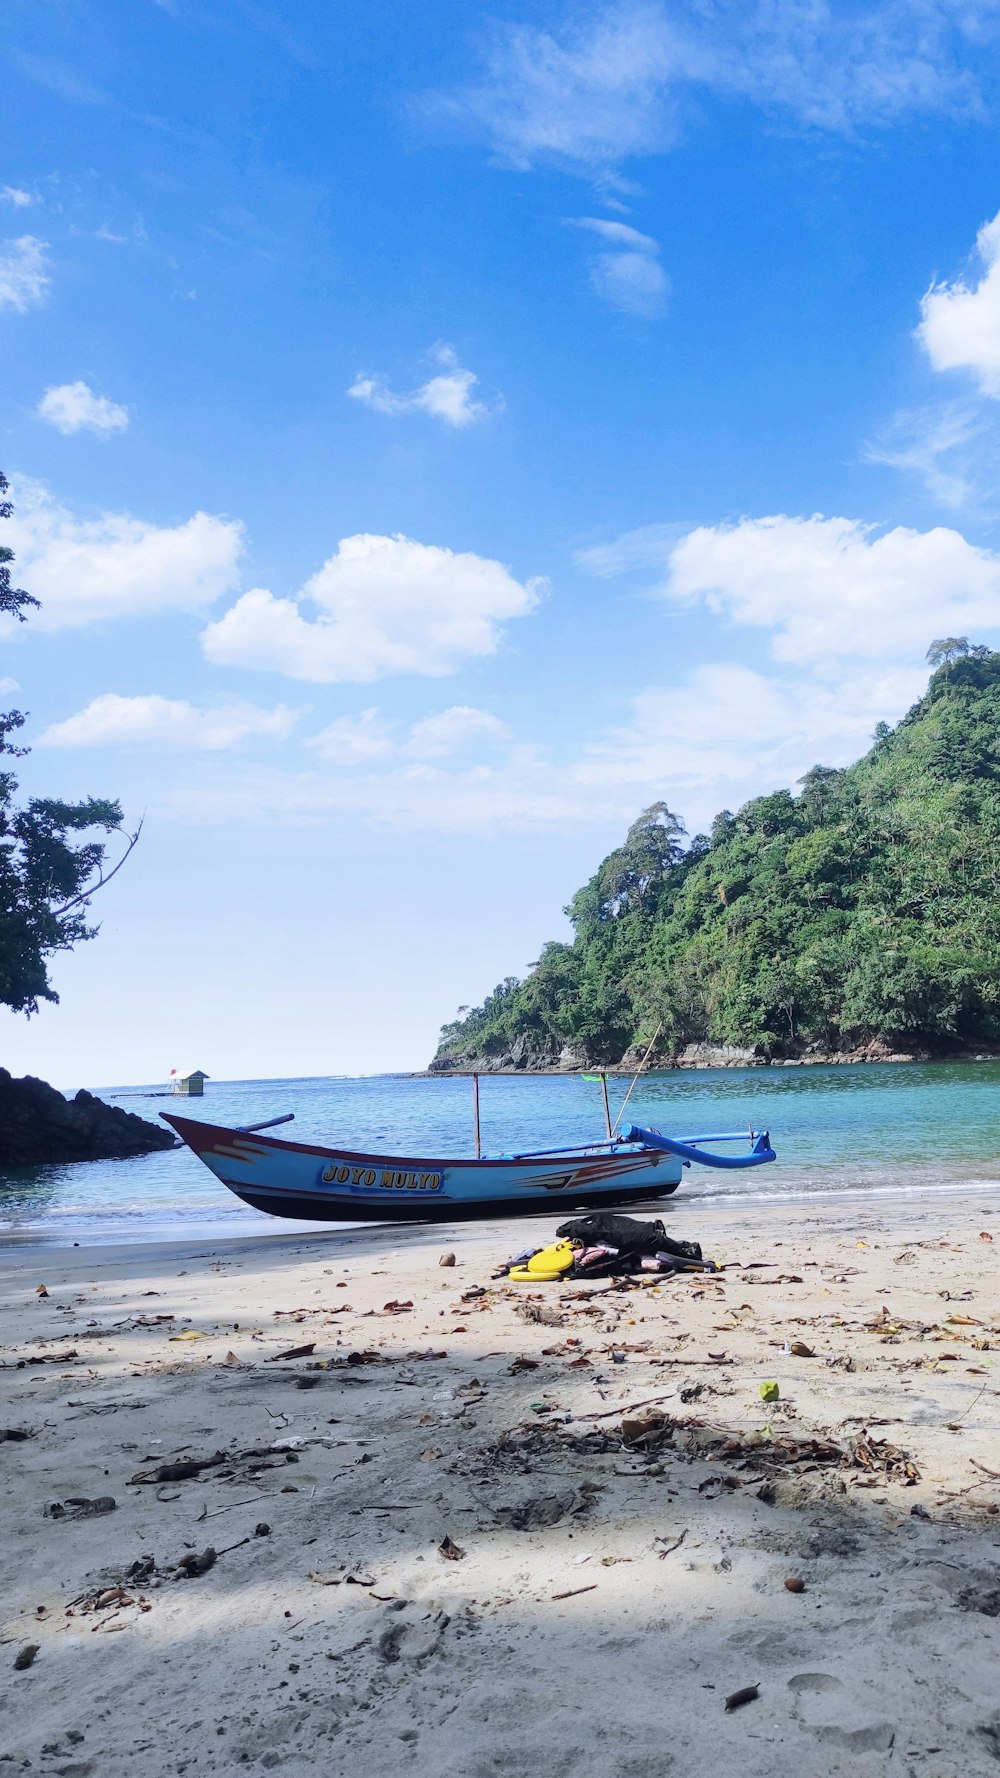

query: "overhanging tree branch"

left=52, top=817, right=144, bottom=921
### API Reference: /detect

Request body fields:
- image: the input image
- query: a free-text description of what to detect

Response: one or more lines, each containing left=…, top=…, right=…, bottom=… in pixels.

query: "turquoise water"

left=2, top=1061, right=1000, bottom=1247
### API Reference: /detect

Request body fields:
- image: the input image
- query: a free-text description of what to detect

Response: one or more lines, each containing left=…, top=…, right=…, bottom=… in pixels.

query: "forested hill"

left=432, top=646, right=1000, bottom=1072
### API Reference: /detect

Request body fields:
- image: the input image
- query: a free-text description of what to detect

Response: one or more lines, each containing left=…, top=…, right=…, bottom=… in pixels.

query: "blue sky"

left=5, top=0, right=1000, bottom=1086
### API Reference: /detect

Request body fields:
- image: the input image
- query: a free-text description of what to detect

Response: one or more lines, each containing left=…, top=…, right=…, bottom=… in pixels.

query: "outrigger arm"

left=621, top=1123, right=776, bottom=1169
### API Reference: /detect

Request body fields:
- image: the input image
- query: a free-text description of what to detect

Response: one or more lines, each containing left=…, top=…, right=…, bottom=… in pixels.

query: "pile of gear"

left=498, top=1213, right=718, bottom=1282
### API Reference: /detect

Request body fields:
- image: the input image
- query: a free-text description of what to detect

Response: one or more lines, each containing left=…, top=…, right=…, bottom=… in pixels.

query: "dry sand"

left=2, top=1191, right=1000, bottom=1777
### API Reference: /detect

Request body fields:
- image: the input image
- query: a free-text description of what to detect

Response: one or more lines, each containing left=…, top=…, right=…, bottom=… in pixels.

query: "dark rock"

left=0, top=1070, right=175, bottom=1167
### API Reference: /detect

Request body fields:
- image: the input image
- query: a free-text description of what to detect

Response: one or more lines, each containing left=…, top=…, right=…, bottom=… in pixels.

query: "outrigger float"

left=163, top=1073, right=776, bottom=1225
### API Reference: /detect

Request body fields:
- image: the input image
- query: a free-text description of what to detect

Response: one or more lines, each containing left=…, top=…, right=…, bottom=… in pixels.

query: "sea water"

left=2, top=1061, right=1000, bottom=1247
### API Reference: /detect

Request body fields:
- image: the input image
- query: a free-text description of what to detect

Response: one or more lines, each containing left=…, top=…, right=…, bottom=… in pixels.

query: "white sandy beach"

left=2, top=1191, right=1000, bottom=1777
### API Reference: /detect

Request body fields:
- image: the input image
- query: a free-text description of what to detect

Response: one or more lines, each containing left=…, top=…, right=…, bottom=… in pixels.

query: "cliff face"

left=428, top=1038, right=930, bottom=1073
left=433, top=649, right=1000, bottom=1073
left=0, top=1070, right=176, bottom=1167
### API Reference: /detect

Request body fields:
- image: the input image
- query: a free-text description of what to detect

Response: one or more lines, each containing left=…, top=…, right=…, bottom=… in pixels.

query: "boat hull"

left=163, top=1115, right=684, bottom=1224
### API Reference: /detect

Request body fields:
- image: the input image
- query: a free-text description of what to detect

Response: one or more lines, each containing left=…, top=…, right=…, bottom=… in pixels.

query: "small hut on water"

left=170, top=1068, right=209, bottom=1097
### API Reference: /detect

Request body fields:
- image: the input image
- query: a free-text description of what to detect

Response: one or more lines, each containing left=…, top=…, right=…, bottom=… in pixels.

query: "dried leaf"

left=725, top=1684, right=759, bottom=1712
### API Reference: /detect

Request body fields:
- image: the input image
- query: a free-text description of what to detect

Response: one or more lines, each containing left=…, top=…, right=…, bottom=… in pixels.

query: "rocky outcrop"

left=0, top=1070, right=176, bottom=1167
left=429, top=1034, right=987, bottom=1073
left=429, top=1037, right=587, bottom=1074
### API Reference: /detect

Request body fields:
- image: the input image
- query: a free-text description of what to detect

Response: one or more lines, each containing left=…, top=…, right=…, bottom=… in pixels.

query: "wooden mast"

left=472, top=1072, right=482, bottom=1159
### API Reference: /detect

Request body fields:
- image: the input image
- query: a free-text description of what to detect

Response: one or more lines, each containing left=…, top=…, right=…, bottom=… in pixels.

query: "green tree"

left=0, top=476, right=137, bottom=1014
left=926, top=636, right=970, bottom=670
left=434, top=642, right=1000, bottom=1069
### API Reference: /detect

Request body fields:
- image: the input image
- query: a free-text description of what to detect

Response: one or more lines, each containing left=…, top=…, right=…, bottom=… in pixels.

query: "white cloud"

left=5, top=478, right=244, bottom=630
left=439, top=6, right=689, bottom=171
left=406, top=706, right=509, bottom=758
left=0, top=236, right=48, bottom=312
left=39, top=693, right=298, bottom=752
left=575, top=521, right=689, bottom=577
left=572, top=661, right=926, bottom=820
left=348, top=344, right=494, bottom=427
left=661, top=513, right=1000, bottom=667
left=0, top=677, right=20, bottom=694
left=591, top=247, right=668, bottom=317
left=573, top=218, right=658, bottom=252
left=93, top=496, right=1000, bottom=839
left=202, top=533, right=543, bottom=683
left=152, top=754, right=598, bottom=835
left=917, top=209, right=1000, bottom=397
left=571, top=216, right=668, bottom=316
left=0, top=187, right=32, bottom=208
left=310, top=704, right=508, bottom=767
left=863, top=401, right=990, bottom=509
left=37, top=380, right=129, bottom=436
left=441, top=2, right=994, bottom=174
left=310, top=708, right=396, bottom=764
left=145, top=657, right=922, bottom=836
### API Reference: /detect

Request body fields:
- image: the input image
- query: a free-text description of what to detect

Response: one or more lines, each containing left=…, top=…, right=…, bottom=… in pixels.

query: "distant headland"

left=432, top=645, right=1000, bottom=1075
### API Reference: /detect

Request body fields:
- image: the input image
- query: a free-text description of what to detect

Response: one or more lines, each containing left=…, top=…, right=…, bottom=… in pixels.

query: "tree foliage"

left=436, top=648, right=1000, bottom=1065
left=0, top=474, right=129, bottom=1014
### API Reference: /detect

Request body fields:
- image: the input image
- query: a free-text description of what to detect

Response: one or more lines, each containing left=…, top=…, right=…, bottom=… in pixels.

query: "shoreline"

left=4, top=1168, right=1000, bottom=1254
left=424, top=1046, right=1000, bottom=1076
left=3, top=1189, right=1000, bottom=1775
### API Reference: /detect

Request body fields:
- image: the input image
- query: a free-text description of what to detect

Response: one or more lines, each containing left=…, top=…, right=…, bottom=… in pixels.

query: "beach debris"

left=309, top=1569, right=375, bottom=1587
left=131, top=1440, right=302, bottom=1486
left=725, top=1684, right=760, bottom=1713
left=438, top=1535, right=465, bottom=1561
left=760, top=1381, right=780, bottom=1402
left=654, top=1529, right=688, bottom=1558
left=380, top=1300, right=414, bottom=1314
left=850, top=1433, right=920, bottom=1484
left=784, top=1577, right=806, bottom=1592
left=980, top=1231, right=994, bottom=1242
left=36, top=1284, right=48, bottom=1298
left=268, top=1342, right=316, bottom=1361
left=173, top=1547, right=218, bottom=1578
left=439, top=1252, right=456, bottom=1267
left=48, top=1495, right=116, bottom=1520
left=14, top=1644, right=40, bottom=1670
left=514, top=1302, right=565, bottom=1328
left=551, top=1584, right=598, bottom=1601
left=956, top=1583, right=1000, bottom=1618
left=496, top=1488, right=593, bottom=1530
left=131, top=1454, right=224, bottom=1484
left=75, top=1586, right=137, bottom=1614
left=255, top=1522, right=271, bottom=1536
left=168, top=1329, right=208, bottom=1341
left=0, top=1426, right=34, bottom=1441
left=789, top=1342, right=815, bottom=1358
left=14, top=1350, right=81, bottom=1366
left=578, top=1392, right=675, bottom=1423
left=479, top=1413, right=920, bottom=1491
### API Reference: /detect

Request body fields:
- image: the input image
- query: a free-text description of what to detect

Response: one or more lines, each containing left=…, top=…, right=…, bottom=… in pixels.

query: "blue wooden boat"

left=163, top=1103, right=776, bottom=1224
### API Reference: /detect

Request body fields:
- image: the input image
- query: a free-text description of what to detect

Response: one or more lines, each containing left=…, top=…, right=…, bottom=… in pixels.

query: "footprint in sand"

left=376, top=1600, right=451, bottom=1664
left=787, top=1671, right=895, bottom=1752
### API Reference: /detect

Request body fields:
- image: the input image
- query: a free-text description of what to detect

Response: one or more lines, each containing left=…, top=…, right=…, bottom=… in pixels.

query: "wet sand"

left=2, top=1191, right=1000, bottom=1777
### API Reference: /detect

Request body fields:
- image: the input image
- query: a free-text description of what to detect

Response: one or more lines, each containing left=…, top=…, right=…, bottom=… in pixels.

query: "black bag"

left=555, top=1212, right=702, bottom=1264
